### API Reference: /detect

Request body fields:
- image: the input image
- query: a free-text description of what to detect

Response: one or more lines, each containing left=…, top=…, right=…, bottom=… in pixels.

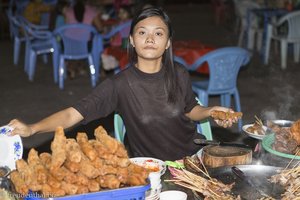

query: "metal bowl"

left=269, top=119, right=294, bottom=127
left=0, top=166, right=10, bottom=178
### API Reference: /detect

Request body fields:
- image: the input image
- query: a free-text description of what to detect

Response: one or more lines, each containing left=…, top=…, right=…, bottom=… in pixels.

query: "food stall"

left=1, top=117, right=300, bottom=199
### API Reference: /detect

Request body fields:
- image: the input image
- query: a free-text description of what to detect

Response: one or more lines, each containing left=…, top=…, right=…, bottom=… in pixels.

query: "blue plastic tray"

left=25, top=184, right=150, bottom=200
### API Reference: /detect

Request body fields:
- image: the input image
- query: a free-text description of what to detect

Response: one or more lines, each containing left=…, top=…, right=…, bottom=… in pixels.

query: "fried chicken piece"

left=87, top=179, right=100, bottom=192
left=41, top=184, right=66, bottom=197
left=79, top=153, right=100, bottom=178
left=126, top=163, right=149, bottom=186
left=65, top=138, right=82, bottom=163
left=10, top=170, right=29, bottom=195
left=27, top=148, right=48, bottom=184
left=61, top=181, right=78, bottom=195
left=99, top=164, right=118, bottom=176
left=64, top=159, right=80, bottom=173
left=39, top=152, right=52, bottom=169
left=127, top=174, right=148, bottom=186
left=94, top=126, right=119, bottom=154
left=75, top=172, right=89, bottom=186
left=115, top=143, right=129, bottom=158
left=103, top=154, right=130, bottom=168
left=91, top=157, right=104, bottom=169
left=76, top=132, right=98, bottom=161
left=76, top=185, right=89, bottom=194
left=116, top=167, right=129, bottom=184
left=47, top=174, right=61, bottom=189
left=16, top=159, right=41, bottom=191
left=50, top=127, right=67, bottom=172
left=98, top=174, right=121, bottom=189
left=50, top=166, right=77, bottom=184
left=211, top=110, right=243, bottom=120
left=90, top=140, right=111, bottom=158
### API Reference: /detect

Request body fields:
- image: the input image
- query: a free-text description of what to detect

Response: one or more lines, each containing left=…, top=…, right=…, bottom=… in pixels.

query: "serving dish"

left=262, top=133, right=300, bottom=160
left=130, top=157, right=166, bottom=175
left=269, top=119, right=294, bottom=127
left=0, top=125, right=23, bottom=170
left=242, top=124, right=268, bottom=140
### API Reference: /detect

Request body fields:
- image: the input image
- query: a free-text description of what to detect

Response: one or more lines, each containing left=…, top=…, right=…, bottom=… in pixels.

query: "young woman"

left=9, top=7, right=237, bottom=161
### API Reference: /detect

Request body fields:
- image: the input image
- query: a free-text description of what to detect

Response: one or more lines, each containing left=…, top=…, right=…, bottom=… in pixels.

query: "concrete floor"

left=1, top=3, right=300, bottom=159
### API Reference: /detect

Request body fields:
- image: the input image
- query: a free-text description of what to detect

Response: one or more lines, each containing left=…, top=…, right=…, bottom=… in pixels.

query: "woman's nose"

left=146, top=35, right=154, bottom=43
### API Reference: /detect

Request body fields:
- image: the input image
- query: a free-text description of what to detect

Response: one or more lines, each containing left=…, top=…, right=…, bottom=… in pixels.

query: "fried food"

left=246, top=122, right=266, bottom=135
left=41, top=184, right=66, bottom=197
left=27, top=149, right=48, bottom=184
left=50, top=127, right=67, bottom=172
left=16, top=159, right=41, bottom=191
left=64, top=159, right=80, bottom=173
left=10, top=126, right=149, bottom=198
left=94, top=126, right=119, bottom=154
left=65, top=138, right=82, bottom=163
left=98, top=174, right=120, bottom=189
left=39, top=152, right=52, bottom=169
left=79, top=153, right=100, bottom=179
left=76, top=132, right=97, bottom=161
left=211, top=110, right=243, bottom=120
left=10, top=170, right=29, bottom=195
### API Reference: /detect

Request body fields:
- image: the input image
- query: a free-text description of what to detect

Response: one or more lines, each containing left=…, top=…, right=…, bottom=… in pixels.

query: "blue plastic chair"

left=6, top=11, right=26, bottom=66
left=189, top=47, right=251, bottom=132
left=103, top=20, right=132, bottom=46
left=53, top=23, right=104, bottom=89
left=19, top=16, right=58, bottom=82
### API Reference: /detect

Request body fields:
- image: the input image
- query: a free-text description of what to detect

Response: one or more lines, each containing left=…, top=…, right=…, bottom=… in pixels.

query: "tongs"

left=194, top=139, right=252, bottom=149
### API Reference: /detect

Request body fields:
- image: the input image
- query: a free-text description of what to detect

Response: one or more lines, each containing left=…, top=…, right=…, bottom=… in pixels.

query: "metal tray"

left=195, top=165, right=284, bottom=200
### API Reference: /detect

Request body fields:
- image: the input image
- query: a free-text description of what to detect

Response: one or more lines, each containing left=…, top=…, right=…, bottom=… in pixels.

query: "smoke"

left=259, top=65, right=298, bottom=121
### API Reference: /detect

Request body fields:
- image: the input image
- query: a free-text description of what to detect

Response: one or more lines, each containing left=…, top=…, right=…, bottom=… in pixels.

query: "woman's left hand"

left=209, top=106, right=240, bottom=128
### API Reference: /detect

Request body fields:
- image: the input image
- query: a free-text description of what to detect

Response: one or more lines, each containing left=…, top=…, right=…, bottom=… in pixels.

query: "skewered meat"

left=183, top=156, right=203, bottom=173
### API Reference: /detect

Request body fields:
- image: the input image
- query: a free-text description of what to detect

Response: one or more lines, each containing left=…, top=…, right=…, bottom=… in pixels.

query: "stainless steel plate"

left=269, top=119, right=294, bottom=127
left=206, top=165, right=284, bottom=200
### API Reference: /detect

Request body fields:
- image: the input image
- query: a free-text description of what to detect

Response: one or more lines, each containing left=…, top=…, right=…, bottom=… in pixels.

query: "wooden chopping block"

left=201, top=145, right=252, bottom=168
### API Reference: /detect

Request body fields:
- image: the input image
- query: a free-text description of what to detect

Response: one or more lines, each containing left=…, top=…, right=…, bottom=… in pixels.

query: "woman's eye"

left=138, top=31, right=145, bottom=35
left=155, top=32, right=163, bottom=36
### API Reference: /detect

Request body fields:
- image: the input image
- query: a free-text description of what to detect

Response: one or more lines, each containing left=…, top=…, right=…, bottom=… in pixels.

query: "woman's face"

left=130, top=16, right=170, bottom=61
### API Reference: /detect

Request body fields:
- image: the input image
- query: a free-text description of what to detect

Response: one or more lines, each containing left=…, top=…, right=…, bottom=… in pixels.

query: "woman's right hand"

left=8, top=119, right=33, bottom=137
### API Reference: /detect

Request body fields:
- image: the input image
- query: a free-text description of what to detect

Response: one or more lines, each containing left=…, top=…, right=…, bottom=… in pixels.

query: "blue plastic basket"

left=25, top=184, right=150, bottom=200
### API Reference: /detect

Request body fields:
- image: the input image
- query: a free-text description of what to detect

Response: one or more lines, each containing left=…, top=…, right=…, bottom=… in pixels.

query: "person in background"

left=23, top=0, right=53, bottom=25
left=49, top=0, right=68, bottom=31
left=63, top=0, right=100, bottom=26
left=9, top=7, right=239, bottom=161
left=62, top=0, right=102, bottom=79
left=109, top=4, right=133, bottom=47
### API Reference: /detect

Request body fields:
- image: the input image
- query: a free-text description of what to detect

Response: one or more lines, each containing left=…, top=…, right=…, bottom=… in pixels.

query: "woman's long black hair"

left=127, top=7, right=179, bottom=103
